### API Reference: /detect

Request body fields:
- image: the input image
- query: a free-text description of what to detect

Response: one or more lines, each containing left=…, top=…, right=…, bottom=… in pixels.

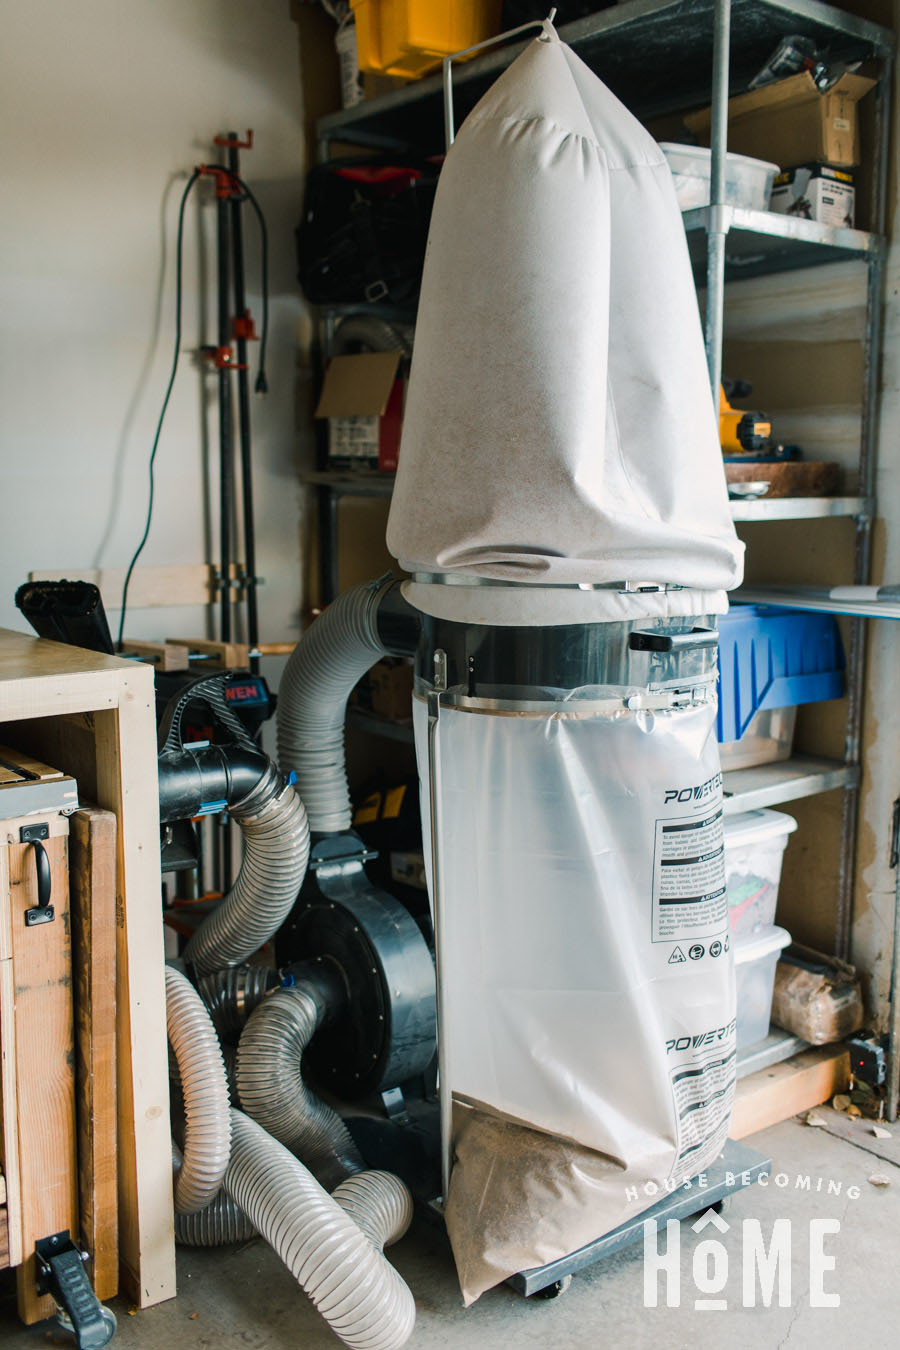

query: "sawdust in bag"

left=413, top=696, right=736, bottom=1304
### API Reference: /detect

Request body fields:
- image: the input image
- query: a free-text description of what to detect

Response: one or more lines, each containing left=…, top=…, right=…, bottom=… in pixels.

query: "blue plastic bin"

left=717, top=605, right=845, bottom=745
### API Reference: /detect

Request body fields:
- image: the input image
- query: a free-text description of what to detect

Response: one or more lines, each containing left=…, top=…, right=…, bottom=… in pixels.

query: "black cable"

left=117, top=168, right=201, bottom=649
left=116, top=163, right=269, bottom=648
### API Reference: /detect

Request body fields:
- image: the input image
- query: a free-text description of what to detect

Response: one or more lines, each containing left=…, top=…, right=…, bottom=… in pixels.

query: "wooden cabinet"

left=0, top=630, right=175, bottom=1312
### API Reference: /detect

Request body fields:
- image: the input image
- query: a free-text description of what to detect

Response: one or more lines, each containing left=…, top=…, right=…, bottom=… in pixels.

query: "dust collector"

left=279, top=20, right=744, bottom=1307
left=152, top=17, right=747, bottom=1346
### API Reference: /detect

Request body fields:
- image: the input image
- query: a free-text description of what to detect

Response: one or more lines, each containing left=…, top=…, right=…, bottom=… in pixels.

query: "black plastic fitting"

left=157, top=743, right=271, bottom=824
left=375, top=579, right=421, bottom=658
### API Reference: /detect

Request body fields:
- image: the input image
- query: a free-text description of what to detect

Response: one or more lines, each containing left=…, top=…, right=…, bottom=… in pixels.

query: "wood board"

left=0, top=816, right=79, bottom=1323
left=70, top=807, right=118, bottom=1302
left=730, top=1044, right=850, bottom=1139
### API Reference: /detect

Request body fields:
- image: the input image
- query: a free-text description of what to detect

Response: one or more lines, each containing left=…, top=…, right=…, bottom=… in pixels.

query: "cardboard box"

left=368, top=657, right=414, bottom=721
left=685, top=71, right=875, bottom=169
left=770, top=164, right=855, bottom=228
left=315, top=351, right=405, bottom=470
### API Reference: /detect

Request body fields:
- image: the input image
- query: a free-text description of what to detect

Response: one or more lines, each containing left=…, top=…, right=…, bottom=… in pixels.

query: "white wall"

left=0, top=0, right=315, bottom=664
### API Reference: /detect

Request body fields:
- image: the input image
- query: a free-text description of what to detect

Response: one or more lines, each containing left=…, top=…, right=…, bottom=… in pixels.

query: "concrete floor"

left=2, top=1108, right=898, bottom=1349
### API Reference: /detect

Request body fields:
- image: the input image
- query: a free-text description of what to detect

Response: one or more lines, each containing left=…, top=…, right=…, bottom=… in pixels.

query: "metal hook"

left=442, top=9, right=558, bottom=149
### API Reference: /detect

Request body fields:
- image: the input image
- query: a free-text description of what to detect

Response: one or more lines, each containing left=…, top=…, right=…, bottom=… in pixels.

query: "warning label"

left=652, top=808, right=727, bottom=942
left=668, top=1041, right=737, bottom=1184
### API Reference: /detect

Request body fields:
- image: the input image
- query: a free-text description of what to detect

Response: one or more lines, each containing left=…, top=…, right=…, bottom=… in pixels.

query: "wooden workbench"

left=0, top=629, right=175, bottom=1308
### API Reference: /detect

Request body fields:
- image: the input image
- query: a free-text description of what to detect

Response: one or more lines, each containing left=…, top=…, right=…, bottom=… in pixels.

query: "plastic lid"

left=724, top=807, right=798, bottom=848
left=733, top=924, right=792, bottom=966
left=658, top=142, right=780, bottom=174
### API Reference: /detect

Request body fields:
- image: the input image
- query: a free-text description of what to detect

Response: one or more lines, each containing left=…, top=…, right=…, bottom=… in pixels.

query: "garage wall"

left=0, top=0, right=321, bottom=662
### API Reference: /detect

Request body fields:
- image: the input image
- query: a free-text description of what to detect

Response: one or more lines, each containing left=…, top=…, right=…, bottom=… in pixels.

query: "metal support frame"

left=887, top=797, right=900, bottom=1121
left=835, top=55, right=894, bottom=960
left=215, top=179, right=235, bottom=644
left=425, top=651, right=451, bottom=1203
left=704, top=0, right=731, bottom=396
left=227, top=134, right=261, bottom=676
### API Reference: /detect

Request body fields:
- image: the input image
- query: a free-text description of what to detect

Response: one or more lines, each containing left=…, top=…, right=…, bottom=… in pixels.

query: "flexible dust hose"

left=332, top=313, right=414, bottom=358
left=199, top=964, right=278, bottom=1039
left=174, top=1191, right=257, bottom=1247
left=225, top=1111, right=416, bottom=1350
left=236, top=983, right=363, bottom=1190
left=165, top=966, right=232, bottom=1215
left=184, top=765, right=310, bottom=976
left=276, top=578, right=391, bottom=833
left=171, top=1143, right=256, bottom=1246
left=332, top=1171, right=414, bottom=1250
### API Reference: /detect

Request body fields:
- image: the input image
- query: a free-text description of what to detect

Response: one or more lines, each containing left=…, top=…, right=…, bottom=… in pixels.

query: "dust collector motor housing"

left=276, top=832, right=436, bottom=1099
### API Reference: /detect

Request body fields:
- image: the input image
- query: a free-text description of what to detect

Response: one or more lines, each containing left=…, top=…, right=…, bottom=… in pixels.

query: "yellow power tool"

left=720, top=379, right=772, bottom=454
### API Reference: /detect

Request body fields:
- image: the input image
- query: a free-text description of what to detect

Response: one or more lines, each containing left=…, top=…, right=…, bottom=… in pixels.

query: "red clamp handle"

left=214, top=129, right=253, bottom=150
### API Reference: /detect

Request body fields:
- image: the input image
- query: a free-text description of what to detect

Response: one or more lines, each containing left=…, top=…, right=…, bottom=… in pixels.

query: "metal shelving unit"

left=306, top=472, right=871, bottom=520
left=683, top=204, right=880, bottom=278
left=312, top=1, right=895, bottom=1075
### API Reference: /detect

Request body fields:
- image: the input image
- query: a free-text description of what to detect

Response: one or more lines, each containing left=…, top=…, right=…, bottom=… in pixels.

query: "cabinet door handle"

left=20, top=823, right=55, bottom=926
left=28, top=840, right=52, bottom=910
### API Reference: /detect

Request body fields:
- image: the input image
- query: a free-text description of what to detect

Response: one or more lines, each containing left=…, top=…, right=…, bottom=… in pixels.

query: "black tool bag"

left=297, top=158, right=440, bottom=308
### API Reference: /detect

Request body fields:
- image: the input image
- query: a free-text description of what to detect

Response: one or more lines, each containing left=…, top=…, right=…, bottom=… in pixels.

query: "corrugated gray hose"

left=165, top=966, right=231, bottom=1215
left=276, top=578, right=390, bottom=833
left=225, top=1110, right=415, bottom=1350
left=171, top=1143, right=256, bottom=1246
left=331, top=313, right=414, bottom=358
left=184, top=764, right=310, bottom=976
left=199, top=965, right=275, bottom=1040
left=236, top=984, right=363, bottom=1190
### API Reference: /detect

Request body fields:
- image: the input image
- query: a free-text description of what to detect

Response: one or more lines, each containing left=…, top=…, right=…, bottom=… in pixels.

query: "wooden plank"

left=730, top=1044, right=851, bottom=1140
left=120, top=641, right=190, bottom=672
left=0, top=1204, right=8, bottom=1271
left=92, top=688, right=175, bottom=1308
left=0, top=948, right=22, bottom=1269
left=0, top=814, right=69, bottom=1281
left=7, top=829, right=78, bottom=1323
left=70, top=808, right=119, bottom=1302
left=257, top=642, right=296, bottom=657
left=28, top=565, right=218, bottom=610
left=170, top=637, right=250, bottom=669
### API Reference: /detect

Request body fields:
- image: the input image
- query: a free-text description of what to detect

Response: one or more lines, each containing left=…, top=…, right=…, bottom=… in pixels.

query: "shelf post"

left=704, top=0, right=731, bottom=398
left=836, top=54, right=894, bottom=959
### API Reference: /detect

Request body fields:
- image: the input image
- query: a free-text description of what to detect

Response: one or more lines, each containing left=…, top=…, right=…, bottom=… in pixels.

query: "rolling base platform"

left=508, top=1137, right=771, bottom=1297
left=350, top=1104, right=770, bottom=1299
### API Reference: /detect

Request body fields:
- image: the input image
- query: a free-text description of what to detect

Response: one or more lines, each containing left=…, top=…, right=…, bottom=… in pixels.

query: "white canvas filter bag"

left=414, top=692, right=736, bottom=1304
left=387, top=27, right=744, bottom=592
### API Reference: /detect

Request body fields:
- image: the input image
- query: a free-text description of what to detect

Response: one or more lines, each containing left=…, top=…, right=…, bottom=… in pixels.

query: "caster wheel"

left=532, top=1276, right=573, bottom=1300
left=57, top=1303, right=117, bottom=1346
left=710, top=1195, right=732, bottom=1217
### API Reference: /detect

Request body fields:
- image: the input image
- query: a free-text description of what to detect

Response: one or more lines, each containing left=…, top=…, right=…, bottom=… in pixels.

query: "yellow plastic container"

left=350, top=0, right=502, bottom=80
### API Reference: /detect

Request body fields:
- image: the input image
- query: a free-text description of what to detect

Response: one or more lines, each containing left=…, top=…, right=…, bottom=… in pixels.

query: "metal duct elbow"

left=183, top=763, right=310, bottom=977
left=276, top=576, right=419, bottom=834
left=236, top=978, right=363, bottom=1190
